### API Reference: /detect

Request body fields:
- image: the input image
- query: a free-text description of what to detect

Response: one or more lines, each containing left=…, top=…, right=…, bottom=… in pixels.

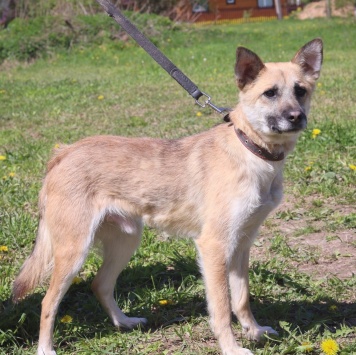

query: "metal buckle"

left=195, top=92, right=211, bottom=109
left=195, top=92, right=231, bottom=115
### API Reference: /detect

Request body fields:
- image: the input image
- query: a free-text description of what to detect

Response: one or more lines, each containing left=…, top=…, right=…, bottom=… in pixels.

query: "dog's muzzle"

left=268, top=110, right=307, bottom=134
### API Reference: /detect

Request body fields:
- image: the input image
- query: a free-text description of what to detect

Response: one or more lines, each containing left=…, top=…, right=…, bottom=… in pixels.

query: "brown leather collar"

left=235, top=128, right=285, bottom=162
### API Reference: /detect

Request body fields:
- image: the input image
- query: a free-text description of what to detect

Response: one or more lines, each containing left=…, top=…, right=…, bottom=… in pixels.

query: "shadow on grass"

left=1, top=256, right=355, bottom=350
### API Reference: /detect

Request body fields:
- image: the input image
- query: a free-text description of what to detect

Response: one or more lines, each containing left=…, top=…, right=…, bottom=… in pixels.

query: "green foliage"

left=13, top=0, right=178, bottom=18
left=141, top=0, right=179, bottom=14
left=0, top=12, right=176, bottom=62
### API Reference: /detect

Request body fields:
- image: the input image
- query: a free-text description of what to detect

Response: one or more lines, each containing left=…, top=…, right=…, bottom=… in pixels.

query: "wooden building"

left=191, top=0, right=288, bottom=22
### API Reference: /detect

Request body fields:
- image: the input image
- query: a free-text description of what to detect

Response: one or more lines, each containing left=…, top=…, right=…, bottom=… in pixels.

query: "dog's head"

left=235, top=39, right=323, bottom=144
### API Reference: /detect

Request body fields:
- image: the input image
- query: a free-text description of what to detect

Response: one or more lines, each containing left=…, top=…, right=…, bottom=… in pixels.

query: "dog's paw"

left=118, top=316, right=147, bottom=330
left=37, top=349, right=57, bottom=355
left=245, top=325, right=278, bottom=341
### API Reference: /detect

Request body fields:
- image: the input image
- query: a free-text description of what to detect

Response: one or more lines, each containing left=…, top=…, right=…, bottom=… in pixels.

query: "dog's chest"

left=230, top=170, right=283, bottom=234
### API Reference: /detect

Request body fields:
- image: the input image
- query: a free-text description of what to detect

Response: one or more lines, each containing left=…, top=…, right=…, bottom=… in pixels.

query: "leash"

left=96, top=0, right=231, bottom=115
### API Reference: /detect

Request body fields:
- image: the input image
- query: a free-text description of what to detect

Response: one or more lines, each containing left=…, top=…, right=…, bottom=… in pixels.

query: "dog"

left=13, top=38, right=323, bottom=355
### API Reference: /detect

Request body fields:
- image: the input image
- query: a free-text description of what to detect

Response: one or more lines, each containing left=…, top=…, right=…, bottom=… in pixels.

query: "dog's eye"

left=264, top=89, right=277, bottom=98
left=295, top=86, right=307, bottom=98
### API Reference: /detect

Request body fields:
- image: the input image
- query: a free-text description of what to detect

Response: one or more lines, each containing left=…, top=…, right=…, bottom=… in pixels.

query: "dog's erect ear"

left=235, top=47, right=265, bottom=90
left=292, top=38, right=323, bottom=80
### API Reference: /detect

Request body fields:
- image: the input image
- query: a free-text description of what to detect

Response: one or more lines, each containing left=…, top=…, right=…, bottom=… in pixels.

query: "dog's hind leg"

left=37, top=217, right=93, bottom=355
left=229, top=242, right=278, bottom=341
left=91, top=218, right=147, bottom=329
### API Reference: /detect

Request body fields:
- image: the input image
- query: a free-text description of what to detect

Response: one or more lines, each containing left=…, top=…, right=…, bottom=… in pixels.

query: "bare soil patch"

left=297, top=0, right=355, bottom=19
left=252, top=194, right=356, bottom=280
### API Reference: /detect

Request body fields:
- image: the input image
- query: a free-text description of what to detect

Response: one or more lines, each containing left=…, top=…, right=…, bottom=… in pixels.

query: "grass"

left=0, top=16, right=355, bottom=355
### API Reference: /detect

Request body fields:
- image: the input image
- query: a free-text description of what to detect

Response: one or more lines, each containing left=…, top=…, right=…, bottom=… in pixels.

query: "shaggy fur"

left=13, top=39, right=323, bottom=355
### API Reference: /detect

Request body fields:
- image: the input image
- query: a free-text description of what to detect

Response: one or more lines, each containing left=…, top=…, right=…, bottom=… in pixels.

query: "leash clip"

left=195, top=92, right=230, bottom=115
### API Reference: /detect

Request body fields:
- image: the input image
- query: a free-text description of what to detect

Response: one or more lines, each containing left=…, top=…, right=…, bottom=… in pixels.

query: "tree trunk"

left=326, top=0, right=332, bottom=18
left=275, top=0, right=283, bottom=20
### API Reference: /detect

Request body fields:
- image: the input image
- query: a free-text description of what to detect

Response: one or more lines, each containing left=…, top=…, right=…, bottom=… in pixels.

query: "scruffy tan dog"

left=13, top=39, right=322, bottom=355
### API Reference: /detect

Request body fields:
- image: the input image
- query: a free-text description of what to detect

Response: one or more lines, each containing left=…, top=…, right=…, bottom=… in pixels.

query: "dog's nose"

left=288, top=111, right=305, bottom=122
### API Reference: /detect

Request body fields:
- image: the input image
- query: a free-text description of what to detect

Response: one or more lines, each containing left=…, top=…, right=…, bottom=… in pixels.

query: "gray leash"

left=96, top=0, right=231, bottom=115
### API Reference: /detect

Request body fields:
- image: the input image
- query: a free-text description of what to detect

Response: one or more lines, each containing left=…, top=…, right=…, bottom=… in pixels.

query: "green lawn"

left=0, top=17, right=355, bottom=354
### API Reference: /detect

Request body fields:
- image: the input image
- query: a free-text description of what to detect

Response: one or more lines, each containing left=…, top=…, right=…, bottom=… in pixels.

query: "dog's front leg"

left=229, top=242, right=278, bottom=341
left=195, top=229, right=253, bottom=355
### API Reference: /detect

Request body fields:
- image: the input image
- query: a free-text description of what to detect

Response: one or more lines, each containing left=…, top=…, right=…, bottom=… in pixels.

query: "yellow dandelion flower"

left=0, top=155, right=6, bottom=161
left=196, top=111, right=202, bottom=117
left=0, top=246, right=9, bottom=252
left=329, top=305, right=338, bottom=312
left=312, top=128, right=321, bottom=139
left=158, top=299, right=173, bottom=306
left=321, top=338, right=339, bottom=355
left=54, top=143, right=60, bottom=149
left=349, top=164, right=356, bottom=171
left=9, top=172, right=16, bottom=178
left=97, top=95, right=104, bottom=100
left=317, top=82, right=322, bottom=87
left=60, top=315, right=73, bottom=323
left=72, top=276, right=83, bottom=285
left=305, top=166, right=312, bottom=171
left=312, top=128, right=321, bottom=135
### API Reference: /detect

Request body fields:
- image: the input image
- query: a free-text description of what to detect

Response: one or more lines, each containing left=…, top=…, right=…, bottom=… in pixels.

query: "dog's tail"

left=12, top=144, right=73, bottom=302
left=12, top=191, right=53, bottom=302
